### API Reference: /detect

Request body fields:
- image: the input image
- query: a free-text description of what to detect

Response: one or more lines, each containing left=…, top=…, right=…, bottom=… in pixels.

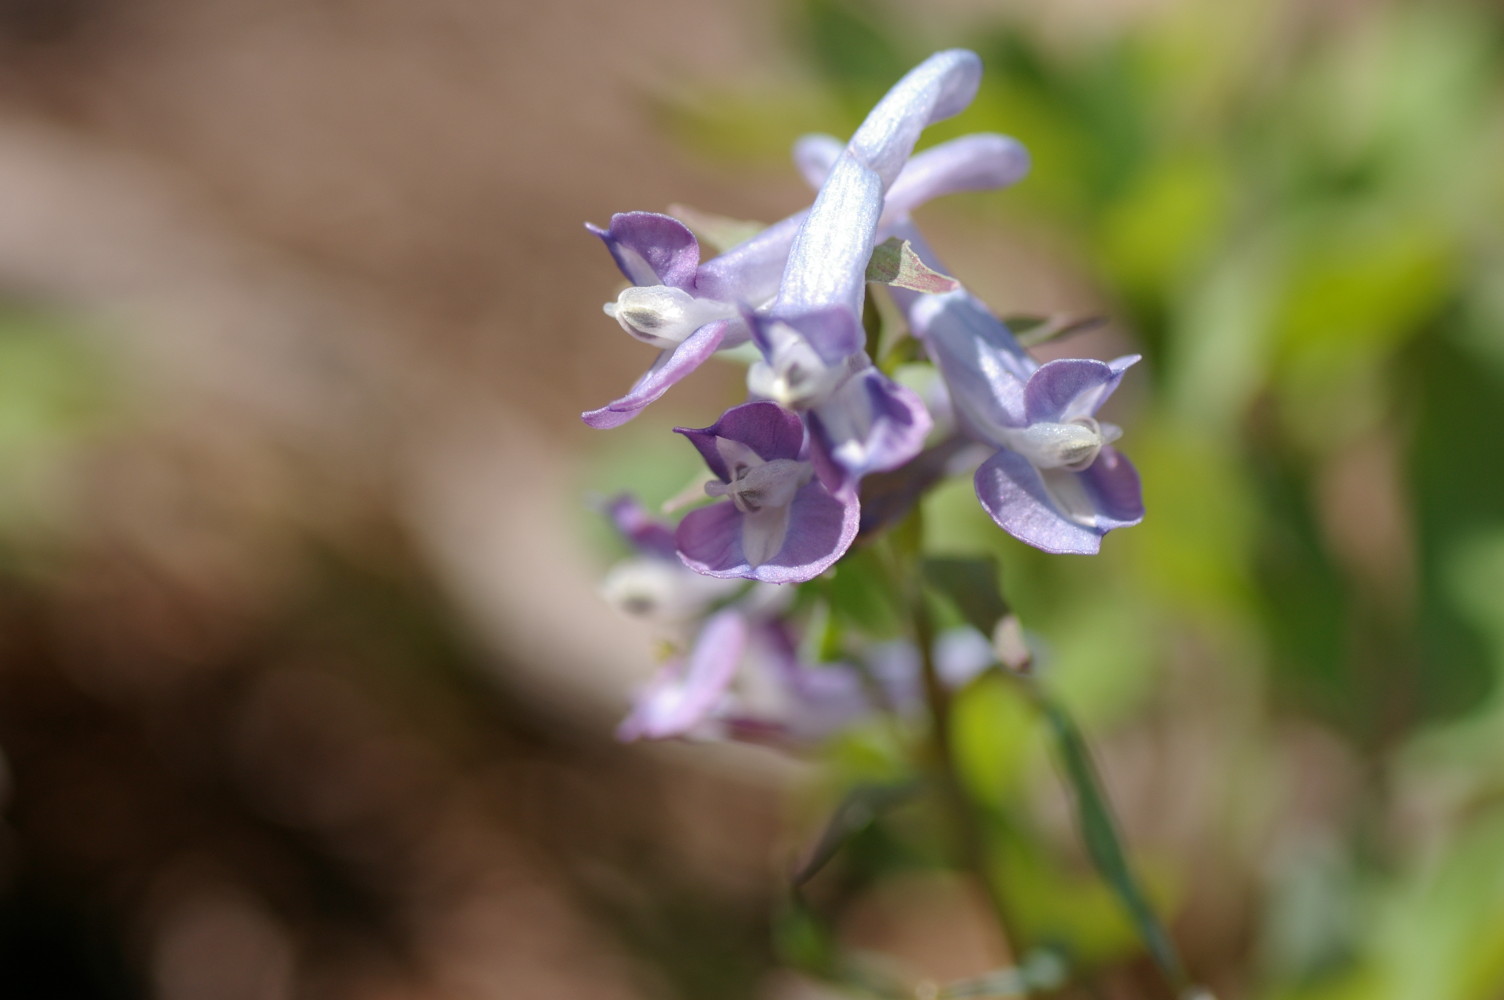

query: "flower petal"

left=915, top=297, right=1031, bottom=435
left=1023, top=356, right=1139, bottom=424
left=849, top=49, right=983, bottom=187
left=616, top=609, right=748, bottom=741
left=974, top=448, right=1109, bottom=554
left=581, top=320, right=730, bottom=429
left=809, top=368, right=933, bottom=495
left=604, top=494, right=677, bottom=559
left=1075, top=446, right=1144, bottom=530
left=887, top=226, right=1035, bottom=437
left=588, top=212, right=701, bottom=289
left=675, top=400, right=807, bottom=481
left=750, top=306, right=865, bottom=369
left=676, top=480, right=858, bottom=584
left=795, top=132, right=1028, bottom=224
left=792, top=133, right=843, bottom=188
left=693, top=211, right=807, bottom=304
left=776, top=153, right=884, bottom=317
left=884, top=133, right=1031, bottom=218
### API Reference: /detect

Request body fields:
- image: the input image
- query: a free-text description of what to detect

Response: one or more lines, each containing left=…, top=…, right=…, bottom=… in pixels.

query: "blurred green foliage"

left=0, top=304, right=115, bottom=564
left=656, top=0, right=1504, bottom=994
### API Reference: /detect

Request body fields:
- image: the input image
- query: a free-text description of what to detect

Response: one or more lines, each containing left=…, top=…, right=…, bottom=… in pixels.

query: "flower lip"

left=675, top=402, right=859, bottom=583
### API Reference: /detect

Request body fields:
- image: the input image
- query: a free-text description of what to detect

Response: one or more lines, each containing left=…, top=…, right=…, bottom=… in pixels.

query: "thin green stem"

left=892, top=510, right=1031, bottom=967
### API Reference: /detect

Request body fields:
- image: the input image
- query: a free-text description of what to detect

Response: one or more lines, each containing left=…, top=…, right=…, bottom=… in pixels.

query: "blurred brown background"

left=6, top=0, right=1504, bottom=998
left=0, top=1, right=817, bottom=996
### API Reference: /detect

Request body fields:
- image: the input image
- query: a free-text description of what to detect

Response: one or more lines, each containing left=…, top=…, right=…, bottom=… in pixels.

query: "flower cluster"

left=585, top=51, right=1144, bottom=741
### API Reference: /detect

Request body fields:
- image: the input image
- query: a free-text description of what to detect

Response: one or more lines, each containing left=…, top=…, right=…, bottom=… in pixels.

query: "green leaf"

left=866, top=237, right=961, bottom=293
left=791, top=781, right=918, bottom=886
left=1034, top=687, right=1190, bottom=991
left=922, top=555, right=1010, bottom=636
left=822, top=546, right=904, bottom=639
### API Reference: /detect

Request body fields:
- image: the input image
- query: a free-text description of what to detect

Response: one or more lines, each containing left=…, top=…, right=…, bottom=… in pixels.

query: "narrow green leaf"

left=1002, top=313, right=1107, bottom=348
left=867, top=237, right=961, bottom=293
left=1035, top=690, right=1189, bottom=990
left=791, top=782, right=918, bottom=886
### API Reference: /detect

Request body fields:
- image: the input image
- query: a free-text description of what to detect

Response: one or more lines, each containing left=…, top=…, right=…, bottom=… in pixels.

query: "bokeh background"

left=2, top=0, right=1503, bottom=997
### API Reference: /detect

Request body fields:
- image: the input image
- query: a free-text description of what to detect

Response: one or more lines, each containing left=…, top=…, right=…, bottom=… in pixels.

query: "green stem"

left=894, top=512, right=1031, bottom=968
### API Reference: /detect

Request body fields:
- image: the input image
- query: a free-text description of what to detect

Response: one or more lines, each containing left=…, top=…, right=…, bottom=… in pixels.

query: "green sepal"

left=866, top=237, right=961, bottom=293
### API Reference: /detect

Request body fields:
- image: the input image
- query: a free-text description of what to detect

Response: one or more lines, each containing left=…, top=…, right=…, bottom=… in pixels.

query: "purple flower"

left=675, top=401, right=858, bottom=584
left=584, top=109, right=1035, bottom=432
left=898, top=249, right=1144, bottom=554
left=792, top=131, right=1031, bottom=218
left=748, top=50, right=991, bottom=494
left=969, top=357, right=1143, bottom=554
left=619, top=618, right=996, bottom=745
left=617, top=608, right=750, bottom=741
left=582, top=212, right=802, bottom=429
left=598, top=494, right=744, bottom=624
left=795, top=104, right=1141, bottom=554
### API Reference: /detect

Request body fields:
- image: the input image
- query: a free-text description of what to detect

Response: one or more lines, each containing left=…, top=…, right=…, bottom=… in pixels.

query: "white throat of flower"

left=746, top=321, right=864, bottom=410
left=604, top=285, right=738, bottom=349
left=703, top=437, right=812, bottom=568
left=1000, top=416, right=1122, bottom=528
left=599, top=557, right=741, bottom=625
left=1001, top=416, right=1119, bottom=471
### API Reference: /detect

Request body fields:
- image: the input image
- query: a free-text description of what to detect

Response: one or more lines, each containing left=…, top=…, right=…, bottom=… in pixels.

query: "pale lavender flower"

left=745, top=49, right=991, bottom=494
left=599, top=495, right=773, bottom=742
left=968, top=357, right=1143, bottom=554
left=895, top=230, right=1144, bottom=554
left=585, top=122, right=1036, bottom=430
left=598, top=494, right=743, bottom=624
left=792, top=107, right=1140, bottom=552
left=617, top=607, right=750, bottom=741
left=675, top=401, right=858, bottom=584
left=621, top=619, right=996, bottom=745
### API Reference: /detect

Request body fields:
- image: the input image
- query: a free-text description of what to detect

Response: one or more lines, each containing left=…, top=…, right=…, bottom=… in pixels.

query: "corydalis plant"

left=583, top=48, right=1193, bottom=1000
